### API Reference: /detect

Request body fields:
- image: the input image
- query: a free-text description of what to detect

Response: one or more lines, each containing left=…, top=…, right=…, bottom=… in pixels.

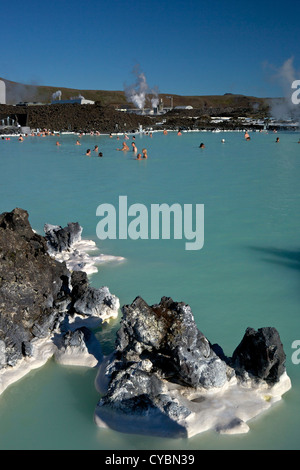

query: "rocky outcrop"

left=231, top=326, right=286, bottom=385
left=44, top=221, right=125, bottom=276
left=70, top=271, right=120, bottom=323
left=95, top=296, right=291, bottom=438
left=0, top=208, right=119, bottom=375
left=54, top=326, right=103, bottom=367
left=44, top=222, right=82, bottom=254
left=0, top=208, right=70, bottom=367
left=0, top=208, right=292, bottom=438
left=114, top=296, right=227, bottom=389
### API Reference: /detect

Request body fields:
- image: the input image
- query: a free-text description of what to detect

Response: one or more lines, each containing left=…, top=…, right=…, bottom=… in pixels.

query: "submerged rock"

left=95, top=296, right=291, bottom=438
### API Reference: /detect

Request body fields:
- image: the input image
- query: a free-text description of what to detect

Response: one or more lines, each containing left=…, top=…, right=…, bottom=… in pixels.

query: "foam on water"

left=49, top=238, right=125, bottom=276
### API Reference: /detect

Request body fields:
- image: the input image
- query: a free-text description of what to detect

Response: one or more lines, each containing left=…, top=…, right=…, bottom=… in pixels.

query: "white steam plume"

left=266, top=57, right=300, bottom=121
left=71, top=93, right=85, bottom=100
left=150, top=85, right=159, bottom=108
left=124, top=65, right=159, bottom=109
left=52, top=90, right=62, bottom=100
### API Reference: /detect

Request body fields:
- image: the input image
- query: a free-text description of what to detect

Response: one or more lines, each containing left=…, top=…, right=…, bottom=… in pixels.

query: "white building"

left=0, top=80, right=6, bottom=104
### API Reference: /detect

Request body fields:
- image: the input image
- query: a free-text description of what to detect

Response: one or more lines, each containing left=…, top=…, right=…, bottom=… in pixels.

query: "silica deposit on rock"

left=94, top=296, right=291, bottom=437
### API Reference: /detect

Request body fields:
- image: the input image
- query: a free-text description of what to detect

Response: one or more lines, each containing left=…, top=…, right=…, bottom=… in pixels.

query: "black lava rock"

left=231, top=326, right=286, bottom=385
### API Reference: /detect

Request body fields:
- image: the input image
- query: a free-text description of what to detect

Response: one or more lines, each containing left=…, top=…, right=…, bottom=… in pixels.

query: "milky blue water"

left=0, top=129, right=300, bottom=450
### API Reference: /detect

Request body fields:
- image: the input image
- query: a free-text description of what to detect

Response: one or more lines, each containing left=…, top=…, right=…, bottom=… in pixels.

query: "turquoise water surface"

left=0, top=129, right=299, bottom=450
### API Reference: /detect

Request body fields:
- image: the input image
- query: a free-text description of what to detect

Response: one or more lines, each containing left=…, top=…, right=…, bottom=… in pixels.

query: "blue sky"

left=2, top=0, right=300, bottom=97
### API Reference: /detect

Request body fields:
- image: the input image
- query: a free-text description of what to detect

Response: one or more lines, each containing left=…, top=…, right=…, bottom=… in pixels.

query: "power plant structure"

left=0, top=80, right=31, bottom=134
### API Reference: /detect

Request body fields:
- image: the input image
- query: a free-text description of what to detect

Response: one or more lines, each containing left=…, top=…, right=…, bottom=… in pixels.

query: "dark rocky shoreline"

left=0, top=102, right=279, bottom=135
left=0, top=103, right=153, bottom=134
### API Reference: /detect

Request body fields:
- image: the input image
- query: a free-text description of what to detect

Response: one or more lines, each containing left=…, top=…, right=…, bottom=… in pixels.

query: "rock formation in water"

left=70, top=270, right=120, bottom=321
left=54, top=326, right=103, bottom=367
left=44, top=221, right=125, bottom=275
left=231, top=326, right=286, bottom=385
left=115, top=296, right=227, bottom=389
left=0, top=208, right=292, bottom=438
left=95, top=296, right=291, bottom=438
left=44, top=222, right=82, bottom=254
left=0, top=208, right=119, bottom=372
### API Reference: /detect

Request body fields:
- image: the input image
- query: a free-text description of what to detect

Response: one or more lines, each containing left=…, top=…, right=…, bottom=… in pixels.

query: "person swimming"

left=132, top=142, right=138, bottom=153
left=276, top=137, right=280, bottom=143
left=86, top=149, right=91, bottom=156
left=142, top=148, right=148, bottom=159
left=117, top=141, right=130, bottom=151
left=76, top=140, right=81, bottom=145
left=199, top=143, right=205, bottom=148
left=136, top=153, right=142, bottom=160
left=94, top=145, right=99, bottom=152
left=98, top=152, right=103, bottom=157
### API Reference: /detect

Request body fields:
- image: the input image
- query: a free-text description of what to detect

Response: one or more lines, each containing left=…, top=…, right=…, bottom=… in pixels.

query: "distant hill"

left=0, top=77, right=127, bottom=107
left=0, top=77, right=272, bottom=115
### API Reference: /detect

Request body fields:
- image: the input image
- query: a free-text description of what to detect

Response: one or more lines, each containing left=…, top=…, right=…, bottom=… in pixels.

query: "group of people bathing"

left=83, top=134, right=148, bottom=160
left=85, top=146, right=103, bottom=157
left=116, top=134, right=148, bottom=159
left=116, top=140, right=148, bottom=159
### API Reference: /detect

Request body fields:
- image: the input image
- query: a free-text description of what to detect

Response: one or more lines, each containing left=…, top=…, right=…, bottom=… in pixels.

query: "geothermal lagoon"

left=0, top=129, right=299, bottom=449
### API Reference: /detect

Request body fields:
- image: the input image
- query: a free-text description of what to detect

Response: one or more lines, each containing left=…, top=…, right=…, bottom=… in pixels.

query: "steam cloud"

left=52, top=90, right=62, bottom=100
left=124, top=65, right=159, bottom=109
left=70, top=93, right=85, bottom=100
left=4, top=79, right=39, bottom=104
left=150, top=85, right=159, bottom=108
left=267, top=57, right=300, bottom=121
